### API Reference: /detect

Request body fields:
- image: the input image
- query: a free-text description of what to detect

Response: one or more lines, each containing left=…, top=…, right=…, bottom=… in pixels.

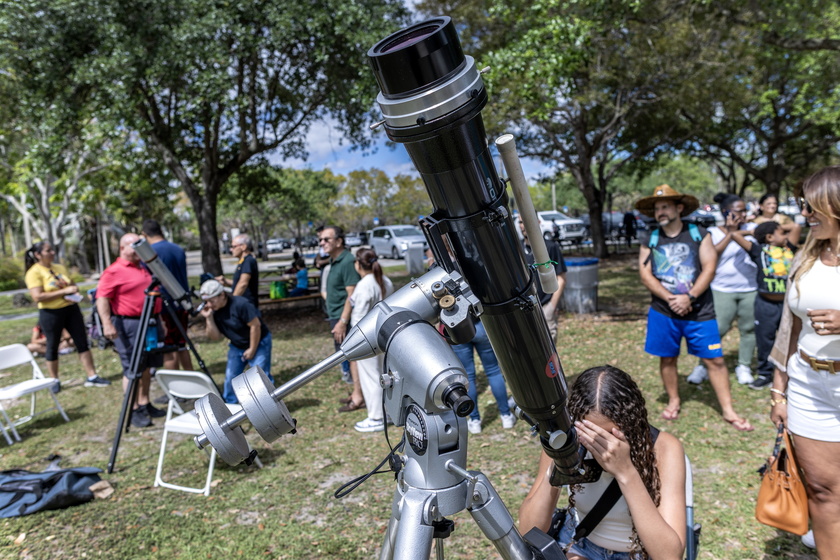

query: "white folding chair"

left=153, top=369, right=262, bottom=496
left=685, top=454, right=700, bottom=560
left=0, top=344, right=70, bottom=445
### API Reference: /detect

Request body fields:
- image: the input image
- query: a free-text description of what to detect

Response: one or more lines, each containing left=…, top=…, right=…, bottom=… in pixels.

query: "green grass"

left=0, top=257, right=816, bottom=559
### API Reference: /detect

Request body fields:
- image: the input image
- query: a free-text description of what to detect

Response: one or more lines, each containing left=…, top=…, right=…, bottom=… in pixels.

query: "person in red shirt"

left=96, top=233, right=166, bottom=428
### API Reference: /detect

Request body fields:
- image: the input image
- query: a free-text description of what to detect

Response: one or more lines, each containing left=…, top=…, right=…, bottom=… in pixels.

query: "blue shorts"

left=557, top=508, right=632, bottom=560
left=644, top=308, right=723, bottom=359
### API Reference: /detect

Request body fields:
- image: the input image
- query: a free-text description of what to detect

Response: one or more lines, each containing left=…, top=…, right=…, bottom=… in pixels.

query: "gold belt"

left=800, top=350, right=840, bottom=375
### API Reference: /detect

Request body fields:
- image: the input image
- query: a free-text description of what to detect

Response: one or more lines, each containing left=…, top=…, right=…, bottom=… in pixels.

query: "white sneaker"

left=507, top=396, right=517, bottom=411
left=801, top=530, right=815, bottom=549
left=500, top=413, right=517, bottom=429
left=467, top=418, right=482, bottom=434
left=735, top=364, right=754, bottom=385
left=354, top=417, right=385, bottom=433
left=687, top=364, right=708, bottom=384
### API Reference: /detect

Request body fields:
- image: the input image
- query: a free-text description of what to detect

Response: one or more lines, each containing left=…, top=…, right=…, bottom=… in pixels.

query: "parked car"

left=580, top=212, right=626, bottom=239
left=265, top=238, right=291, bottom=253
left=345, top=232, right=364, bottom=248
left=683, top=210, right=717, bottom=228
left=300, top=235, right=319, bottom=249
left=535, top=211, right=586, bottom=243
left=370, top=225, right=427, bottom=259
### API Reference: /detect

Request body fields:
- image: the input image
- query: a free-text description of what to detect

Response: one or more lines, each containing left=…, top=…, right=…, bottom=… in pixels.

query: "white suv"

left=535, top=211, right=586, bottom=242
left=370, top=225, right=427, bottom=259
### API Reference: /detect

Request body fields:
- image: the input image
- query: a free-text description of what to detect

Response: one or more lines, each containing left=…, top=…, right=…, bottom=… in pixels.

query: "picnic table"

left=257, top=270, right=322, bottom=312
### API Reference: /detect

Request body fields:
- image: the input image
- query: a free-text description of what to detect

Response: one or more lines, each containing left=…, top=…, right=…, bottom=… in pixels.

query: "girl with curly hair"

left=520, top=365, right=686, bottom=560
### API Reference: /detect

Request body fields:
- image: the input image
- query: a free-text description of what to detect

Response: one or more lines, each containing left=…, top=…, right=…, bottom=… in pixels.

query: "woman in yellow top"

left=24, top=241, right=109, bottom=392
left=751, top=193, right=803, bottom=247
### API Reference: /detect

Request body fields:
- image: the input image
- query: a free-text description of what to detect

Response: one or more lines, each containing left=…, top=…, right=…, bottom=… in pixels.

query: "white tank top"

left=572, top=472, right=634, bottom=551
left=789, top=260, right=840, bottom=359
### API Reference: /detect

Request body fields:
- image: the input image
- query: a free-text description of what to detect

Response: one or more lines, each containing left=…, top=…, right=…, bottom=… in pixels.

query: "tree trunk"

left=575, top=169, right=609, bottom=259
left=193, top=196, right=222, bottom=275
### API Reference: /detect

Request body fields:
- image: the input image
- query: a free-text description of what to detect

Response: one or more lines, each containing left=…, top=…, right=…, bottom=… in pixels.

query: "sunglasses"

left=798, top=197, right=814, bottom=214
left=318, top=237, right=334, bottom=243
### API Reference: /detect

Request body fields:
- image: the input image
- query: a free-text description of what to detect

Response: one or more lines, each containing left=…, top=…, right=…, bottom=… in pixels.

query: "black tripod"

left=107, top=279, right=215, bottom=473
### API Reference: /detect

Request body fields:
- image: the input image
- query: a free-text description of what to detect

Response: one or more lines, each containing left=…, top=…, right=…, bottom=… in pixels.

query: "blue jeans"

left=557, top=508, right=632, bottom=560
left=451, top=321, right=510, bottom=421
left=223, top=333, right=273, bottom=404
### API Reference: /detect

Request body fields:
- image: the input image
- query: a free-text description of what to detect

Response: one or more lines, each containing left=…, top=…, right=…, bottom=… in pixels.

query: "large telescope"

left=132, top=238, right=194, bottom=313
left=367, top=17, right=580, bottom=481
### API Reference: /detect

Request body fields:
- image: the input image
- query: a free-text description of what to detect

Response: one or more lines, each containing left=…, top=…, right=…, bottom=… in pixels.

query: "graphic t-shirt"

left=640, top=224, right=715, bottom=321
left=747, top=242, right=795, bottom=296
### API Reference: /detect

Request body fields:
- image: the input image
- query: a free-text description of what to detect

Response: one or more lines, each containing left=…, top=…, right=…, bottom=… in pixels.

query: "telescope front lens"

left=368, top=16, right=465, bottom=97
left=379, top=25, right=439, bottom=53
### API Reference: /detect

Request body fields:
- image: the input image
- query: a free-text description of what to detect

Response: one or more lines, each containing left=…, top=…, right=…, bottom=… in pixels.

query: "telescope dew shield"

left=132, top=238, right=193, bottom=312
left=368, top=18, right=580, bottom=476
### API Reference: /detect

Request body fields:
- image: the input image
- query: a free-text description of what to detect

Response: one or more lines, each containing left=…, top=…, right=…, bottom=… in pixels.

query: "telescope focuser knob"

left=380, top=372, right=394, bottom=389
left=438, top=294, right=456, bottom=310
left=442, top=384, right=474, bottom=417
left=431, top=281, right=447, bottom=298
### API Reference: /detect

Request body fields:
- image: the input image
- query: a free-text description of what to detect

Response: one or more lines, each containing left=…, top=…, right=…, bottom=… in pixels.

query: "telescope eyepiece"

left=441, top=384, right=474, bottom=417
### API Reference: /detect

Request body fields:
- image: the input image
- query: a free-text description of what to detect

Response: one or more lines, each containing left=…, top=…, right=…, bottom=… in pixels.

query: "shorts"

left=112, top=316, right=164, bottom=379
left=644, top=308, right=723, bottom=359
left=161, top=308, right=189, bottom=349
left=557, top=508, right=632, bottom=560
left=786, top=351, right=840, bottom=441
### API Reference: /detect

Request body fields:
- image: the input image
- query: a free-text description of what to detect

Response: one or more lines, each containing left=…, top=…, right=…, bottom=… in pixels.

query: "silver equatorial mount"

left=192, top=266, right=565, bottom=560
left=192, top=266, right=480, bottom=463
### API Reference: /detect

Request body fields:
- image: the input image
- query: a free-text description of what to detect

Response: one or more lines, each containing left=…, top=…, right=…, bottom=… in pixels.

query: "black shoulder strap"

left=573, top=426, right=660, bottom=541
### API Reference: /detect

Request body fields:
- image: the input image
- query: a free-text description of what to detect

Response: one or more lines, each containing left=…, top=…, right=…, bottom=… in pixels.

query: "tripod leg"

left=106, top=292, right=156, bottom=473
left=390, top=488, right=435, bottom=560
left=379, top=516, right=398, bottom=560
left=107, top=376, right=137, bottom=473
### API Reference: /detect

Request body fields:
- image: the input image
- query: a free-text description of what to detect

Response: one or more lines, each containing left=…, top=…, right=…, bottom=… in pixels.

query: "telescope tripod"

left=107, top=279, right=214, bottom=473
left=377, top=404, right=564, bottom=560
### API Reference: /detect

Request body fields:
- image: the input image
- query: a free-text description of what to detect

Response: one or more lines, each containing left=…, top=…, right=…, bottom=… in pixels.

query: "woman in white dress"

left=770, top=165, right=840, bottom=558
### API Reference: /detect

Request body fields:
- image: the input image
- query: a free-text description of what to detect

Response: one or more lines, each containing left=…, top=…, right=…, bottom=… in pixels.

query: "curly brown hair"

left=566, top=365, right=661, bottom=558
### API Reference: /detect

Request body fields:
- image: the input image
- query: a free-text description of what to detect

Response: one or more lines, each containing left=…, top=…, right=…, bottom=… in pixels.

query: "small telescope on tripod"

left=193, top=17, right=585, bottom=559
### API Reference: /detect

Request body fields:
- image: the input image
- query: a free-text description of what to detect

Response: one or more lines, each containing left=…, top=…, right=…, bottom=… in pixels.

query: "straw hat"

left=634, top=184, right=699, bottom=218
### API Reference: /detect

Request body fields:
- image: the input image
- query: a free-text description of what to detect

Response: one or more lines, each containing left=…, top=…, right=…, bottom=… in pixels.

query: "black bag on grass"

left=0, top=467, right=102, bottom=518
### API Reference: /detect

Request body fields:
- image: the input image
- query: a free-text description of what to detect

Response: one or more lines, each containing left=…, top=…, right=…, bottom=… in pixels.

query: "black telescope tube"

left=368, top=17, right=580, bottom=478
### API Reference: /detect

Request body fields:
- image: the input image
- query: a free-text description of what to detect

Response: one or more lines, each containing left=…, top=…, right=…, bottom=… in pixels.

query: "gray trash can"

left=405, top=244, right=426, bottom=275
left=562, top=257, right=598, bottom=313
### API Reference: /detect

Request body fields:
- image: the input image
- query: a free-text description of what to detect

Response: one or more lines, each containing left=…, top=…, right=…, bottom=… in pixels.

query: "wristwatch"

left=688, top=293, right=697, bottom=303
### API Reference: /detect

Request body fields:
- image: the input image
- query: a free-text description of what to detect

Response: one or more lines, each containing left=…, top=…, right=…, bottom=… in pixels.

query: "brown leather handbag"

left=755, top=423, right=809, bottom=535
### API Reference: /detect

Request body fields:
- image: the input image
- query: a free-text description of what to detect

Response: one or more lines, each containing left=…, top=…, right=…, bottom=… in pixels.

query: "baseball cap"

left=199, top=279, right=225, bottom=300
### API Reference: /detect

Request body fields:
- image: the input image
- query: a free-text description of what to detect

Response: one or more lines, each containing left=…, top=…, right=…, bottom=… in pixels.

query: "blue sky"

left=284, top=118, right=551, bottom=182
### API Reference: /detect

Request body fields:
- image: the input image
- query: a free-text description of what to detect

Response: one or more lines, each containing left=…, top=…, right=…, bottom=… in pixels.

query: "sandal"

left=338, top=395, right=352, bottom=404
left=338, top=400, right=365, bottom=413
left=661, top=406, right=680, bottom=421
left=725, top=416, right=754, bottom=432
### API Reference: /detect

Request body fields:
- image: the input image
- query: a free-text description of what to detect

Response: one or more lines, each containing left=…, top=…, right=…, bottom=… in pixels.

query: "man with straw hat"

left=636, top=185, right=753, bottom=431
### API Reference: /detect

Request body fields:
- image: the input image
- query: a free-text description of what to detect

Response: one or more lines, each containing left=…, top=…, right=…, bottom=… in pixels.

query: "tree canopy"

left=2, top=0, right=408, bottom=273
